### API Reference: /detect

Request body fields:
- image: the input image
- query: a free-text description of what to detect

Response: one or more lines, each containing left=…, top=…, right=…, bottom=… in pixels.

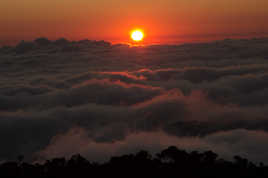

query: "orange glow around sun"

left=130, top=29, right=144, bottom=42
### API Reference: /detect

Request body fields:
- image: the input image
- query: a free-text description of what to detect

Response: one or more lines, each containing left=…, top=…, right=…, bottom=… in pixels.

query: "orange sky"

left=1, top=0, right=268, bottom=45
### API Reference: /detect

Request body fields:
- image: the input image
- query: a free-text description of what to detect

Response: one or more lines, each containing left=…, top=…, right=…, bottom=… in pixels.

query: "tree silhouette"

left=0, top=146, right=267, bottom=178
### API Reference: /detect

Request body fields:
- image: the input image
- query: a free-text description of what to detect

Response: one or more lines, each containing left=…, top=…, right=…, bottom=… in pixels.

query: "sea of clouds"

left=1, top=37, right=268, bottom=163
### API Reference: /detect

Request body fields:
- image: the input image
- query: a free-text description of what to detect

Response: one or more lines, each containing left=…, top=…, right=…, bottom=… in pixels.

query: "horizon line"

left=1, top=34, right=268, bottom=48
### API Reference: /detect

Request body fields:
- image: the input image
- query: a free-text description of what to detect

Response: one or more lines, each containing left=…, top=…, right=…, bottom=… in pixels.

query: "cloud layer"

left=1, top=38, right=268, bottom=163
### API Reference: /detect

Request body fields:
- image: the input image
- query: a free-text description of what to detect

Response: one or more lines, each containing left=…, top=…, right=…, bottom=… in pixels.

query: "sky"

left=1, top=0, right=268, bottom=45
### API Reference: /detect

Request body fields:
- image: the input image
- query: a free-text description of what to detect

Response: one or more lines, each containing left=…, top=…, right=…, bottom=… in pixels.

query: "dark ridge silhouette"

left=0, top=146, right=267, bottom=178
left=53, top=38, right=70, bottom=46
left=34, top=38, right=52, bottom=46
left=14, top=40, right=36, bottom=54
left=1, top=37, right=268, bottom=55
left=0, top=37, right=112, bottom=54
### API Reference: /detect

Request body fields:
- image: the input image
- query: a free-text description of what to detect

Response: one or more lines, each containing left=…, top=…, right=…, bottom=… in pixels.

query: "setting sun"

left=131, top=30, right=144, bottom=42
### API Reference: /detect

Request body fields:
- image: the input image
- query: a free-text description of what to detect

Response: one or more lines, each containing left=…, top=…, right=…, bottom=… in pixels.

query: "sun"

left=131, top=29, right=144, bottom=42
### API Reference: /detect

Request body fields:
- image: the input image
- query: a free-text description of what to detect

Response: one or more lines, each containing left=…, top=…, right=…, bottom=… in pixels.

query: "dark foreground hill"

left=1, top=146, right=267, bottom=178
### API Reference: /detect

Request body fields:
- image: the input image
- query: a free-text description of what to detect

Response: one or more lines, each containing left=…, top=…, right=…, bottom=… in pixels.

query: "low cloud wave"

left=1, top=38, right=268, bottom=163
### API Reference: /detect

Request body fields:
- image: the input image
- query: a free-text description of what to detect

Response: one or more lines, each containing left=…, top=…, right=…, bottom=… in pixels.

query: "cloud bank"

left=1, top=38, right=268, bottom=163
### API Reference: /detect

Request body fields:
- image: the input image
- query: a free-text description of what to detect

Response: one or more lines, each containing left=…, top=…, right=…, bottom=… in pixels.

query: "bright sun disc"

left=131, top=30, right=144, bottom=42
